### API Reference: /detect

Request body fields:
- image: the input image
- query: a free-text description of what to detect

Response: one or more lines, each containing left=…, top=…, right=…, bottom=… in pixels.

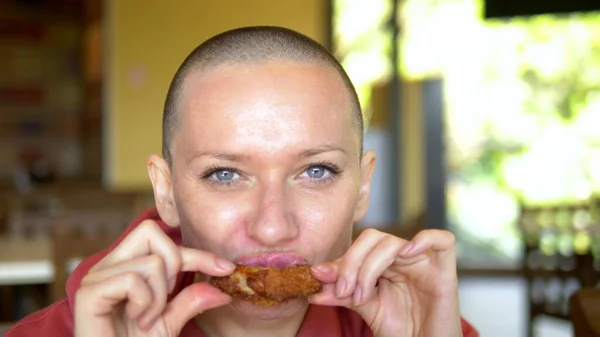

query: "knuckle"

left=362, top=228, right=381, bottom=237
left=146, top=254, right=166, bottom=271
left=137, top=219, right=159, bottom=233
left=158, top=245, right=182, bottom=279
left=121, top=271, right=143, bottom=288
left=417, top=229, right=433, bottom=236
left=165, top=244, right=182, bottom=265
left=130, top=294, right=151, bottom=311
left=382, top=233, right=401, bottom=248
left=170, top=254, right=183, bottom=274
left=426, top=228, right=455, bottom=240
left=415, top=229, right=434, bottom=240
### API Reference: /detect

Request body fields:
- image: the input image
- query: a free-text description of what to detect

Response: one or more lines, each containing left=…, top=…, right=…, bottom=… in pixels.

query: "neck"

left=196, top=302, right=309, bottom=337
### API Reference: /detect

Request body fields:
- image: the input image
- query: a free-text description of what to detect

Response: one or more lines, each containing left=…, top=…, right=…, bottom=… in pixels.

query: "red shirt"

left=6, top=208, right=478, bottom=337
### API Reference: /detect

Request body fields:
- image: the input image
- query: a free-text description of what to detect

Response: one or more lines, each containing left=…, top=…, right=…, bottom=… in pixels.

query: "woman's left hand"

left=309, top=229, right=463, bottom=337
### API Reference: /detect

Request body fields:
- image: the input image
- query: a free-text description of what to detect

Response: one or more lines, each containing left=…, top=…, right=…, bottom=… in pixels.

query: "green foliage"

left=333, top=0, right=600, bottom=265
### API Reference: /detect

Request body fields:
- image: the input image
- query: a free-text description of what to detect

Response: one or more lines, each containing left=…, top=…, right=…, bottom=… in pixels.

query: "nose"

left=247, top=180, right=299, bottom=246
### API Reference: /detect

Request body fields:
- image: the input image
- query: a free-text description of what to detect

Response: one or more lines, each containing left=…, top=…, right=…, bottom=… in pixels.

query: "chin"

left=230, top=297, right=310, bottom=320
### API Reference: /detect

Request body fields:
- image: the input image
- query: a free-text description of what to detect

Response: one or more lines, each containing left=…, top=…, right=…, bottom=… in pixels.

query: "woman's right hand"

left=74, top=220, right=235, bottom=337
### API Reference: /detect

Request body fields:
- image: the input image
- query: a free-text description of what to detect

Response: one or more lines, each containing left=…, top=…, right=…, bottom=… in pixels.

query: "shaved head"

left=162, top=26, right=362, bottom=164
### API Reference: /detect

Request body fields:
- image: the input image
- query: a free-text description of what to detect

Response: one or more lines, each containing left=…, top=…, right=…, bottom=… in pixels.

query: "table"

left=0, top=236, right=52, bottom=286
left=0, top=236, right=53, bottom=322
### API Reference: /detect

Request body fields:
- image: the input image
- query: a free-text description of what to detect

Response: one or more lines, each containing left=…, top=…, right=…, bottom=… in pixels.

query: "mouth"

left=234, top=252, right=307, bottom=268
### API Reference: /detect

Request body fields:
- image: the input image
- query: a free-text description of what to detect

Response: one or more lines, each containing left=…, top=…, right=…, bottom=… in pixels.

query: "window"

left=334, top=0, right=600, bottom=267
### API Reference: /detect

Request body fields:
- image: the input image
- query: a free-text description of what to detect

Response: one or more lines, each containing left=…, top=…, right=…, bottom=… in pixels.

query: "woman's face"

left=149, top=60, right=375, bottom=318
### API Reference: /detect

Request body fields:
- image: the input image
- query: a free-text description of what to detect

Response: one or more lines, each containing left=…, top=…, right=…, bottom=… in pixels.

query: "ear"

left=147, top=154, right=180, bottom=227
left=353, top=150, right=376, bottom=222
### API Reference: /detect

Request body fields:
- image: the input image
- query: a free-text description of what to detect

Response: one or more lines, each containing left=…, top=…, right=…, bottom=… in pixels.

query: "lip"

left=235, top=252, right=307, bottom=268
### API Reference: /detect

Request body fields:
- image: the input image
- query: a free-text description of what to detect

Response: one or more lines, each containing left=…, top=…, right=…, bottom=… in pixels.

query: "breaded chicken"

left=209, top=265, right=322, bottom=306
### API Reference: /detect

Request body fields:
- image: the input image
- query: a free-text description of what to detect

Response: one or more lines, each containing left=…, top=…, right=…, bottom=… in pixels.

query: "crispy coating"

left=209, top=265, right=322, bottom=306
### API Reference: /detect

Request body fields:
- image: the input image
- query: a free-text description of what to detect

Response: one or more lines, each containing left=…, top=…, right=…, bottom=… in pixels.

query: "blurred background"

left=1, top=0, right=600, bottom=336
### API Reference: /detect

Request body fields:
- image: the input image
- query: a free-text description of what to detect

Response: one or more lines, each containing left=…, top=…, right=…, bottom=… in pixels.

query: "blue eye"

left=214, top=169, right=236, bottom=181
left=201, top=167, right=241, bottom=186
left=307, top=166, right=327, bottom=179
left=301, top=164, right=341, bottom=181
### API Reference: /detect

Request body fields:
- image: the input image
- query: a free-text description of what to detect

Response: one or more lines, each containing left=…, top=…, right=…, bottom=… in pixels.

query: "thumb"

left=161, top=282, right=231, bottom=335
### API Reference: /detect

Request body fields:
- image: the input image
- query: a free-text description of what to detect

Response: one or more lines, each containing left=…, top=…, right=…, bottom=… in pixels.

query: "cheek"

left=175, top=186, right=251, bottom=253
left=293, top=184, right=358, bottom=259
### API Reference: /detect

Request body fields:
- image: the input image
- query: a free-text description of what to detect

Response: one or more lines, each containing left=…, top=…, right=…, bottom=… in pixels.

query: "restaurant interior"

left=1, top=0, right=600, bottom=336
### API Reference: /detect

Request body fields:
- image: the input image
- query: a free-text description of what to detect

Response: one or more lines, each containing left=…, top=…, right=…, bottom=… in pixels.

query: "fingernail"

left=336, top=277, right=347, bottom=297
left=216, top=258, right=235, bottom=271
left=400, top=242, right=414, bottom=255
left=311, top=264, right=330, bottom=274
left=353, top=285, right=362, bottom=306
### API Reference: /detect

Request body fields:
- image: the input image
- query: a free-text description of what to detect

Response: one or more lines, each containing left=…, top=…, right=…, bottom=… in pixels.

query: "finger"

left=309, top=283, right=353, bottom=307
left=161, top=282, right=232, bottom=336
left=392, top=253, right=430, bottom=266
left=337, top=229, right=401, bottom=298
left=75, top=272, right=153, bottom=336
left=399, top=229, right=456, bottom=258
left=97, top=220, right=183, bottom=290
left=81, top=254, right=169, bottom=329
left=382, top=268, right=408, bottom=281
left=97, top=220, right=235, bottom=290
left=311, top=262, right=339, bottom=284
left=180, top=246, right=236, bottom=276
left=354, top=235, right=402, bottom=306
left=82, top=254, right=167, bottom=288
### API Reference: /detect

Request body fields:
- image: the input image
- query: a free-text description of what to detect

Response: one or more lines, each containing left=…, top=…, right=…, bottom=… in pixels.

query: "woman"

left=7, top=26, right=478, bottom=337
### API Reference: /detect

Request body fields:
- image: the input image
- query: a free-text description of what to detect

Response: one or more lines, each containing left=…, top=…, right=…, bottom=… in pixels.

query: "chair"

left=570, top=287, right=600, bottom=337
left=50, top=213, right=126, bottom=302
left=517, top=199, right=600, bottom=337
left=2, top=189, right=140, bottom=315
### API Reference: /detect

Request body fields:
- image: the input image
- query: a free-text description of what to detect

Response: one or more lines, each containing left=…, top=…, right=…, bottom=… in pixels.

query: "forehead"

left=174, top=61, right=359, bottom=159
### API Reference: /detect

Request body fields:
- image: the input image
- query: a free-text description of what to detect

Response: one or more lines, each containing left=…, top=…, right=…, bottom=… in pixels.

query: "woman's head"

left=160, top=26, right=364, bottom=163
left=147, top=26, right=375, bottom=319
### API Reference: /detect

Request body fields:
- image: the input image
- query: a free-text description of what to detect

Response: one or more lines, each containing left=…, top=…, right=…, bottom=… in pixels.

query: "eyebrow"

left=190, top=145, right=346, bottom=163
left=190, top=151, right=249, bottom=162
left=298, top=145, right=346, bottom=157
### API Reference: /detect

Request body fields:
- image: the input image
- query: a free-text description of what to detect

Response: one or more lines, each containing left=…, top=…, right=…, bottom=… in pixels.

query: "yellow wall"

left=104, top=0, right=329, bottom=191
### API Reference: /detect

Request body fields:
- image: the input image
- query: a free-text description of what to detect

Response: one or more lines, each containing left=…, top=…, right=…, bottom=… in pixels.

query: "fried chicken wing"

left=209, top=265, right=322, bottom=306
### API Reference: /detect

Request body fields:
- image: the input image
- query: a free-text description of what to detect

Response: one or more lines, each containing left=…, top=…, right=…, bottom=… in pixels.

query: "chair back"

left=50, top=212, right=127, bottom=302
left=570, top=287, right=600, bottom=337
left=517, top=198, right=600, bottom=337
